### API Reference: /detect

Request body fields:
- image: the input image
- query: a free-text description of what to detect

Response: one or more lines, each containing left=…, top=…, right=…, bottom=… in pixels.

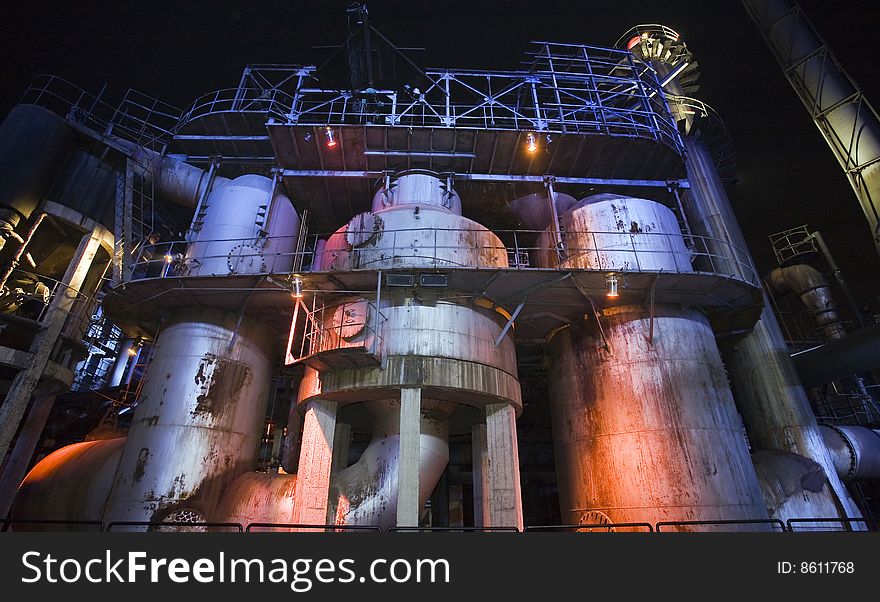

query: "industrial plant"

left=0, top=1, right=878, bottom=533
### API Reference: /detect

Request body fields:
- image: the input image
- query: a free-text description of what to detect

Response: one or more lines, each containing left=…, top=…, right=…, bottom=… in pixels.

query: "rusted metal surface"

left=819, top=425, right=880, bottom=480
left=539, top=195, right=767, bottom=529
left=11, top=438, right=125, bottom=530
left=214, top=472, right=298, bottom=529
left=680, top=134, right=863, bottom=521
left=295, top=171, right=523, bottom=528
left=537, top=193, right=692, bottom=273
left=768, top=263, right=845, bottom=340
left=102, top=309, right=275, bottom=526
left=547, top=306, right=770, bottom=530
left=328, top=399, right=452, bottom=531
left=752, top=450, right=843, bottom=530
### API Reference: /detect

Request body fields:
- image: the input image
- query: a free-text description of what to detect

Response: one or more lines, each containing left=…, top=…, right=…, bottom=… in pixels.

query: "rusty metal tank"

left=300, top=171, right=521, bottom=527
left=101, top=310, right=275, bottom=526
left=541, top=194, right=769, bottom=529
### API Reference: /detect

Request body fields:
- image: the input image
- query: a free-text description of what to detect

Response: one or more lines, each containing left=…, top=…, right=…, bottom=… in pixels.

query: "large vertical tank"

left=299, top=170, right=522, bottom=530
left=0, top=105, right=75, bottom=249
left=542, top=194, right=769, bottom=529
left=102, top=173, right=300, bottom=526
left=102, top=310, right=275, bottom=525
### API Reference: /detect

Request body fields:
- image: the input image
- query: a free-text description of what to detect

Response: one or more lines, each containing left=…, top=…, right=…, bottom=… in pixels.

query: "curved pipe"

left=768, top=264, right=845, bottom=340
left=113, top=138, right=229, bottom=207
left=819, top=425, right=880, bottom=480
left=328, top=399, right=453, bottom=531
left=10, top=438, right=124, bottom=529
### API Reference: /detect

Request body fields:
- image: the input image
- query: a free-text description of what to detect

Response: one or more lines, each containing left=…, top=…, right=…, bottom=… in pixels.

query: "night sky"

left=2, top=0, right=880, bottom=306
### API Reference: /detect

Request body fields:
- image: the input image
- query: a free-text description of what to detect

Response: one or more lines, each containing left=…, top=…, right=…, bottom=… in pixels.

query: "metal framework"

left=177, top=43, right=680, bottom=149
left=744, top=0, right=880, bottom=255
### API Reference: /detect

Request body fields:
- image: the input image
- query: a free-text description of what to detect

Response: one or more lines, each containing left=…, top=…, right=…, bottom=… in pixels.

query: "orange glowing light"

left=526, top=132, right=538, bottom=153
left=606, top=275, right=620, bottom=298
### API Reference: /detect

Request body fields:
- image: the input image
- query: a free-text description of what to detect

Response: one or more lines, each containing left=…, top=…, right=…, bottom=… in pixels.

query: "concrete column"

left=0, top=384, right=61, bottom=519
left=471, top=423, right=490, bottom=528
left=0, top=227, right=102, bottom=464
left=448, top=484, right=464, bottom=527
left=485, top=402, right=524, bottom=530
left=281, top=402, right=302, bottom=474
left=330, top=423, right=351, bottom=474
left=397, top=387, right=421, bottom=527
left=290, top=399, right=337, bottom=526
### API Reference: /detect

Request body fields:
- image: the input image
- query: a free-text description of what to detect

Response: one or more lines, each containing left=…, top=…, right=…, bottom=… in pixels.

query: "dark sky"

left=2, top=0, right=880, bottom=305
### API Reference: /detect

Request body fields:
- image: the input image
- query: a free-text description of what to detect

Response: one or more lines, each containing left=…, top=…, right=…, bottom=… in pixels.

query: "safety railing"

left=246, top=524, right=382, bottom=533
left=769, top=225, right=819, bottom=266
left=175, top=86, right=297, bottom=130
left=387, top=526, right=520, bottom=533
left=1, top=268, right=98, bottom=338
left=125, top=228, right=759, bottom=288
left=786, top=518, right=880, bottom=532
left=1, top=519, right=104, bottom=532
left=524, top=523, right=654, bottom=533
left=293, top=298, right=386, bottom=364
left=105, top=521, right=244, bottom=533
left=20, top=74, right=179, bottom=151
left=5, top=517, right=877, bottom=533
left=655, top=519, right=787, bottom=532
left=174, top=43, right=683, bottom=155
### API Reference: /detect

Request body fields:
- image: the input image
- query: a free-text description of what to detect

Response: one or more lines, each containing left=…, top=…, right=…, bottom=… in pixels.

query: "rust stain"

left=192, top=353, right=252, bottom=417
left=133, top=448, right=150, bottom=483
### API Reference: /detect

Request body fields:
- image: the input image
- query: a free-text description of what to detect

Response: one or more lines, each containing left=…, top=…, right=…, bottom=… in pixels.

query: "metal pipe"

left=328, top=399, right=453, bottom=530
left=819, top=425, right=880, bottom=480
left=767, top=264, right=846, bottom=340
left=680, top=134, right=863, bottom=522
left=113, top=138, right=229, bottom=208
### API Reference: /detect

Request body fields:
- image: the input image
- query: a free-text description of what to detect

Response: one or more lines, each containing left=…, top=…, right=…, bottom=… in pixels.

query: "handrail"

left=524, top=523, right=654, bottom=532
left=245, top=523, right=381, bottom=532
left=655, top=519, right=788, bottom=532
left=2, top=517, right=874, bottom=533
left=126, top=228, right=759, bottom=287
left=105, top=521, right=244, bottom=532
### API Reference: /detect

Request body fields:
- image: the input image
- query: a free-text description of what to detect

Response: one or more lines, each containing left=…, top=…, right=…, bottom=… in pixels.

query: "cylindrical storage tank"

left=540, top=195, right=768, bottom=529
left=103, top=309, right=275, bottom=526
left=370, top=169, right=462, bottom=214
left=184, top=174, right=300, bottom=276
left=536, top=193, right=692, bottom=273
left=10, top=438, right=125, bottom=530
left=323, top=170, right=506, bottom=271
left=547, top=307, right=769, bottom=529
left=47, top=145, right=118, bottom=228
left=322, top=209, right=506, bottom=271
left=0, top=104, right=75, bottom=248
left=299, top=171, right=521, bottom=528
